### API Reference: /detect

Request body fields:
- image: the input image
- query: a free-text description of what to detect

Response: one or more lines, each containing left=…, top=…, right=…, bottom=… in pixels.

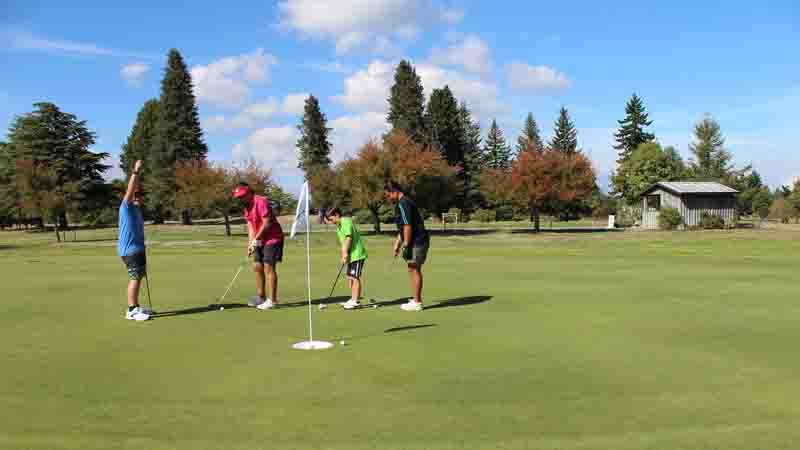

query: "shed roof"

left=642, top=181, right=738, bottom=196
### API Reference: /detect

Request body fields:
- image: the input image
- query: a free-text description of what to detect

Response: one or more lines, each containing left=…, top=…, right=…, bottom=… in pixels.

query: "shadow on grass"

left=385, top=324, right=437, bottom=333
left=424, top=295, right=492, bottom=310
left=510, top=228, right=621, bottom=234
left=152, top=302, right=250, bottom=318
left=0, top=244, right=18, bottom=251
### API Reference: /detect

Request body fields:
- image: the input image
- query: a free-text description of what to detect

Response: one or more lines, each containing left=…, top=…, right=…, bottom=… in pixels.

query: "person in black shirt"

left=385, top=181, right=430, bottom=311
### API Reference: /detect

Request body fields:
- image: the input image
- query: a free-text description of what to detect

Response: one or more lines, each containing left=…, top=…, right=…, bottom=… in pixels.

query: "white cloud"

left=282, top=92, right=309, bottom=115
left=3, top=30, right=153, bottom=59
left=417, top=63, right=506, bottom=120
left=335, top=59, right=505, bottom=120
left=232, top=126, right=298, bottom=170
left=120, top=63, right=149, bottom=86
left=335, top=60, right=394, bottom=112
left=204, top=94, right=307, bottom=133
left=310, top=61, right=353, bottom=74
left=190, top=49, right=278, bottom=109
left=277, top=0, right=461, bottom=55
left=506, top=62, right=573, bottom=92
left=330, top=111, right=390, bottom=160
left=429, top=34, right=492, bottom=77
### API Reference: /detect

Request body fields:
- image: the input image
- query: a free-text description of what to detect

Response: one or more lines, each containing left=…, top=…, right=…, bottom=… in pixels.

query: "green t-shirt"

left=336, top=217, right=367, bottom=262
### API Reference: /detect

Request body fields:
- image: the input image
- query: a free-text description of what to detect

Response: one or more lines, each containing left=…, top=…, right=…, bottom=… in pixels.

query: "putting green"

left=1, top=226, right=799, bottom=449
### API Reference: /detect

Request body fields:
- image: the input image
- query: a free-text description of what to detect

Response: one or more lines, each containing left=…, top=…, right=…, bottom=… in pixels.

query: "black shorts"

left=121, top=252, right=147, bottom=280
left=347, top=259, right=365, bottom=279
left=254, top=241, right=283, bottom=265
left=403, top=241, right=430, bottom=266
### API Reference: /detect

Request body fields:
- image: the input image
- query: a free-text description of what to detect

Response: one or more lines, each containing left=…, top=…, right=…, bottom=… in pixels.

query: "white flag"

left=290, top=182, right=310, bottom=239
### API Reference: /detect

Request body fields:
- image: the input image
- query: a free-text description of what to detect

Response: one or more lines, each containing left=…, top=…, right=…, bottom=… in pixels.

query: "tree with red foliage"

left=511, top=147, right=595, bottom=232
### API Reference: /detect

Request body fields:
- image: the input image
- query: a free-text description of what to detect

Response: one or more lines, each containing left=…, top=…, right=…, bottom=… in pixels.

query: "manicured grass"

left=1, top=226, right=799, bottom=449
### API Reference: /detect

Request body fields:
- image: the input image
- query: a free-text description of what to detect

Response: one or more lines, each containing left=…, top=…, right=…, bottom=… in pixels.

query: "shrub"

left=512, top=208, right=528, bottom=222
left=353, top=209, right=373, bottom=225
left=698, top=212, right=724, bottom=230
left=495, top=205, right=514, bottom=221
left=472, top=208, right=495, bottom=223
left=657, top=207, right=682, bottom=230
left=379, top=204, right=395, bottom=224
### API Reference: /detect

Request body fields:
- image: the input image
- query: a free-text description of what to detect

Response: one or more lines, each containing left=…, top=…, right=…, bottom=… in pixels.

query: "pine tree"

left=483, top=120, right=512, bottom=170
left=613, top=94, right=655, bottom=164
left=424, top=86, right=464, bottom=165
left=516, top=112, right=544, bottom=154
left=151, top=49, right=208, bottom=222
left=688, top=114, right=732, bottom=180
left=387, top=60, right=426, bottom=142
left=120, top=99, right=159, bottom=178
left=0, top=141, right=17, bottom=225
left=7, top=102, right=108, bottom=230
left=549, top=107, right=578, bottom=154
left=457, top=101, right=483, bottom=210
left=296, top=95, right=332, bottom=176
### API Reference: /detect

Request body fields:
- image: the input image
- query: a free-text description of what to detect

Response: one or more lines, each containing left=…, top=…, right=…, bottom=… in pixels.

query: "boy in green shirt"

left=326, top=207, right=368, bottom=309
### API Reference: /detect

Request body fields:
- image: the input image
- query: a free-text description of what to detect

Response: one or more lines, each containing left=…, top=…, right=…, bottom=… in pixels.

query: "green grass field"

left=2, top=225, right=799, bottom=449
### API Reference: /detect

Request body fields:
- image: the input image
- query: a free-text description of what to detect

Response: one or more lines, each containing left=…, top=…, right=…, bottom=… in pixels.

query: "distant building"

left=640, top=182, right=738, bottom=229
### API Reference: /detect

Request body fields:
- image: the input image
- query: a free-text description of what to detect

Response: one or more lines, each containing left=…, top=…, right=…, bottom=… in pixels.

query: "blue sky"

left=1, top=0, right=798, bottom=194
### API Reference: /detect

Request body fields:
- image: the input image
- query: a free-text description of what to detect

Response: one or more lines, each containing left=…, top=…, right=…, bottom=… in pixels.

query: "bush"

left=379, top=204, right=395, bottom=224
left=698, top=212, right=724, bottom=230
left=512, top=208, right=528, bottom=222
left=495, top=205, right=514, bottom=221
left=657, top=207, right=682, bottom=230
left=353, top=209, right=373, bottom=225
left=472, top=208, right=495, bottom=223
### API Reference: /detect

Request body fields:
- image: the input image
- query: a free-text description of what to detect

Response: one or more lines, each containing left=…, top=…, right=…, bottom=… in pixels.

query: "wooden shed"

left=640, top=182, right=738, bottom=229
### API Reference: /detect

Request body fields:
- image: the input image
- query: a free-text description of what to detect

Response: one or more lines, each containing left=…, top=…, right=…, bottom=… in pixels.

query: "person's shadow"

left=423, top=295, right=492, bottom=310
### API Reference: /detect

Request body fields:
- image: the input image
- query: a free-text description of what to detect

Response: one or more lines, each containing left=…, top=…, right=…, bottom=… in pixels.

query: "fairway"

left=2, top=227, right=800, bottom=450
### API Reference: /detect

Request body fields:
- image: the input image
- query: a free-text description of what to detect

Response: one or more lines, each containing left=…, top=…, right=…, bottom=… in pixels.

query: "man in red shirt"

left=233, top=182, right=284, bottom=310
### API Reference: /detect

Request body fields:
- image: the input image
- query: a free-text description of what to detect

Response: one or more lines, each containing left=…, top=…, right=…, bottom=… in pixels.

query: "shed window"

left=646, top=195, right=661, bottom=211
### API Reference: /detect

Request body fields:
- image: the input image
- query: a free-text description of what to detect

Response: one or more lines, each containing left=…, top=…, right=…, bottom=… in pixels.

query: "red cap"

left=232, top=186, right=250, bottom=199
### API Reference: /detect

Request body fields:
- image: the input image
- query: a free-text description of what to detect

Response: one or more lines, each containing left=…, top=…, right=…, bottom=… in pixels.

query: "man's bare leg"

left=265, top=263, right=278, bottom=303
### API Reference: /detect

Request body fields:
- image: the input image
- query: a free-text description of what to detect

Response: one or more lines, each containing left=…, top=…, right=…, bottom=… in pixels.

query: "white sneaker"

left=125, top=307, right=151, bottom=321
left=256, top=299, right=277, bottom=310
left=342, top=299, right=361, bottom=310
left=400, top=301, right=423, bottom=312
left=248, top=297, right=265, bottom=307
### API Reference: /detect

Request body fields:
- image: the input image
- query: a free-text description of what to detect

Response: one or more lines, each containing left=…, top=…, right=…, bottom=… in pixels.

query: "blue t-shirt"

left=118, top=200, right=145, bottom=257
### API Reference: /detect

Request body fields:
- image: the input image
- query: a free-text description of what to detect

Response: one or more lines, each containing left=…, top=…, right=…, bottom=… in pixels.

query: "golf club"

left=211, top=259, right=247, bottom=310
left=143, top=272, right=154, bottom=313
left=326, top=262, right=346, bottom=306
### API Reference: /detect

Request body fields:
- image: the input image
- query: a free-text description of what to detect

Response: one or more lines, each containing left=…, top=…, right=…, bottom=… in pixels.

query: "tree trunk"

left=532, top=204, right=540, bottom=233
left=224, top=214, right=231, bottom=237
left=181, top=209, right=192, bottom=225
left=53, top=223, right=61, bottom=242
left=371, top=206, right=381, bottom=233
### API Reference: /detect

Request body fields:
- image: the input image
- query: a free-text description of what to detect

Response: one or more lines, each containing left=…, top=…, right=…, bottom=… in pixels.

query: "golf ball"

left=220, top=306, right=225, bottom=311
left=319, top=304, right=327, bottom=310
left=340, top=340, right=346, bottom=345
left=372, top=305, right=378, bottom=309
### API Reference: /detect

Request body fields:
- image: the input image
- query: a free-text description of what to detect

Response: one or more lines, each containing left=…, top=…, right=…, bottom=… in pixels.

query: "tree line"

left=2, top=55, right=799, bottom=238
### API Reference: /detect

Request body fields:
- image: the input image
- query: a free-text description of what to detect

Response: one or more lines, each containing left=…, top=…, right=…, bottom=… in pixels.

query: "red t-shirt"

left=244, top=195, right=284, bottom=245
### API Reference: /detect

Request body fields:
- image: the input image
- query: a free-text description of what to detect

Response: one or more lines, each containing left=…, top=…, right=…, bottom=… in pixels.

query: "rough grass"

left=1, top=226, right=799, bottom=449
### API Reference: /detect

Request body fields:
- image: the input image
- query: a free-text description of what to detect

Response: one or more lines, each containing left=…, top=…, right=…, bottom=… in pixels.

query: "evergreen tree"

left=613, top=94, right=655, bottom=163
left=151, top=49, right=208, bottom=222
left=424, top=86, right=464, bottom=165
left=296, top=95, right=332, bottom=176
left=120, top=99, right=159, bottom=178
left=688, top=114, right=732, bottom=180
left=516, top=112, right=544, bottom=154
left=0, top=141, right=17, bottom=225
left=483, top=120, right=512, bottom=170
left=549, top=107, right=578, bottom=154
left=7, top=102, right=108, bottom=229
left=387, top=60, right=426, bottom=142
left=457, top=101, right=483, bottom=210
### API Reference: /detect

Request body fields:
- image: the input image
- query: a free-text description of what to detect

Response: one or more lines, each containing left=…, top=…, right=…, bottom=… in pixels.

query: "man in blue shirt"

left=118, top=160, right=150, bottom=321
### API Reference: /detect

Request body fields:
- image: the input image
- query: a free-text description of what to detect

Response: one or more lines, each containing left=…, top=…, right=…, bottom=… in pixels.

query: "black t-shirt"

left=395, top=196, right=429, bottom=246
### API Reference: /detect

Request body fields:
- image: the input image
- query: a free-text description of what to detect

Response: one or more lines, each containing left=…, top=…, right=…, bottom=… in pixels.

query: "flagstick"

left=305, top=188, right=313, bottom=344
